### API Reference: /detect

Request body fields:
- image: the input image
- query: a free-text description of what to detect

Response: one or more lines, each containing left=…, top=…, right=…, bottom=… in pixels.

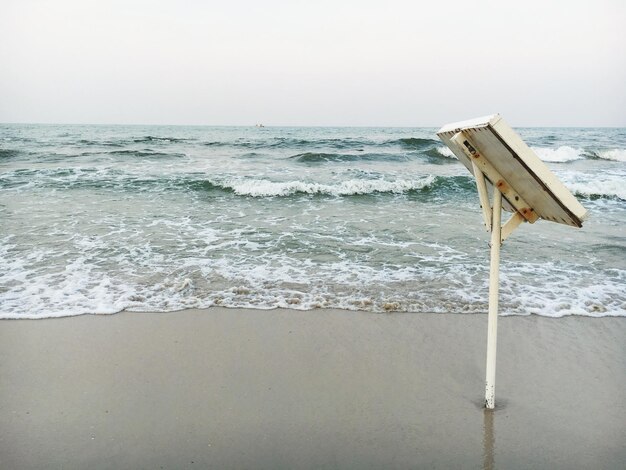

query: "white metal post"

left=485, top=188, right=502, bottom=409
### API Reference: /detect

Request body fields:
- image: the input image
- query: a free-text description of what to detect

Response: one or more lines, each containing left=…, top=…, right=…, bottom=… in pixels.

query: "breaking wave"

left=532, top=146, right=585, bottom=162
left=0, top=168, right=479, bottom=198
left=219, top=176, right=436, bottom=197
left=567, top=180, right=626, bottom=201
left=4, top=164, right=625, bottom=200
left=532, top=146, right=626, bottom=163
left=422, top=146, right=457, bottom=161
left=594, top=149, right=626, bottom=162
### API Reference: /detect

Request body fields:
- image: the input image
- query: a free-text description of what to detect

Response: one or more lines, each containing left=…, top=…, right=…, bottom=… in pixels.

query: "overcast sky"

left=1, top=0, right=625, bottom=126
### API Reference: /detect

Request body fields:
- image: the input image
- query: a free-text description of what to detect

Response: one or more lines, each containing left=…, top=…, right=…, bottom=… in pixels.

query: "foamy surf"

left=1, top=124, right=625, bottom=319
left=532, top=146, right=585, bottom=162
left=566, top=179, right=626, bottom=200
left=555, top=168, right=626, bottom=201
left=596, top=149, right=626, bottom=162
left=223, top=176, right=436, bottom=197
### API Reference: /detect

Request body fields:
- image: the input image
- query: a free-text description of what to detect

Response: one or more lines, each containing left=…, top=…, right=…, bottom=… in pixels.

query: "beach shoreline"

left=1, top=308, right=625, bottom=469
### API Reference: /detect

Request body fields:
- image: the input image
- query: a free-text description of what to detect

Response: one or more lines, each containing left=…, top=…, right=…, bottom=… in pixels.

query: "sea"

left=1, top=124, right=624, bottom=319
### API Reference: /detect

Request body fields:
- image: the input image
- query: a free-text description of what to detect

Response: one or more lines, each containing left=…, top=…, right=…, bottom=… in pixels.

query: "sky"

left=1, top=0, right=625, bottom=127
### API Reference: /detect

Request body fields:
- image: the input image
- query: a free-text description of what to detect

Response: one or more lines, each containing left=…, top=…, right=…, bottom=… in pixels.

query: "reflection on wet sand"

left=483, top=409, right=495, bottom=470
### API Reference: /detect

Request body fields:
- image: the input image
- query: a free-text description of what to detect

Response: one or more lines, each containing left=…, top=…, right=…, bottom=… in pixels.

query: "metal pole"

left=485, top=188, right=502, bottom=409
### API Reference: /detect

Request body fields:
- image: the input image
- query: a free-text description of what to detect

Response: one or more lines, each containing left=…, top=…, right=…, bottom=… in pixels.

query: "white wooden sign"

left=438, top=114, right=588, bottom=227
left=437, top=114, right=588, bottom=409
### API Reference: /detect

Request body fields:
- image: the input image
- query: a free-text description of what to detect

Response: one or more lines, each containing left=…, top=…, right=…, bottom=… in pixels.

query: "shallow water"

left=1, top=124, right=624, bottom=318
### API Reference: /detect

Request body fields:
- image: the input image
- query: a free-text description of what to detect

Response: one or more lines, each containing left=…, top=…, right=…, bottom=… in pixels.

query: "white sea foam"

left=3, top=231, right=623, bottom=319
left=596, top=149, right=626, bottom=162
left=500, top=262, right=626, bottom=318
left=0, top=254, right=131, bottom=319
left=561, top=171, right=626, bottom=200
left=567, top=180, right=626, bottom=200
left=224, top=176, right=436, bottom=197
left=531, top=146, right=584, bottom=162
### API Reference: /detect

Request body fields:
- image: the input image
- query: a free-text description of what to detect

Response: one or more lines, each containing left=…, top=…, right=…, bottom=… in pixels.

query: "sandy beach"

left=1, top=308, right=624, bottom=469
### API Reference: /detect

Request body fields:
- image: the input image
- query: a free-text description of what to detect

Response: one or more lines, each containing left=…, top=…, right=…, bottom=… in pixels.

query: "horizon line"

left=2, top=121, right=625, bottom=129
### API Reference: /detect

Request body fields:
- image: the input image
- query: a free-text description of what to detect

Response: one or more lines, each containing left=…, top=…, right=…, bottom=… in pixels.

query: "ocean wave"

left=567, top=180, right=626, bottom=201
left=71, top=136, right=190, bottom=146
left=0, top=168, right=152, bottom=191
left=532, top=146, right=585, bottom=162
left=8, top=167, right=619, bottom=201
left=203, top=137, right=374, bottom=150
left=290, top=146, right=457, bottom=164
left=532, top=146, right=626, bottom=163
left=421, top=147, right=457, bottom=162
left=436, top=146, right=455, bottom=158
left=271, top=137, right=372, bottom=149
left=2, top=124, right=624, bottom=320
left=595, top=149, right=626, bottom=162
left=202, top=140, right=231, bottom=147
left=187, top=174, right=476, bottom=197
left=289, top=152, right=409, bottom=163
left=394, top=137, right=440, bottom=149
left=221, top=176, right=437, bottom=197
left=19, top=165, right=626, bottom=201
left=0, top=148, right=22, bottom=159
left=199, top=136, right=447, bottom=151
left=76, top=139, right=123, bottom=147
left=133, top=136, right=190, bottom=143
left=0, top=167, right=477, bottom=197
left=108, top=149, right=187, bottom=158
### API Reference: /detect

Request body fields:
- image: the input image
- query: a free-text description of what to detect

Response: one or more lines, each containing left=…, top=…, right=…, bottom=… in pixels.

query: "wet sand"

left=1, top=308, right=625, bottom=469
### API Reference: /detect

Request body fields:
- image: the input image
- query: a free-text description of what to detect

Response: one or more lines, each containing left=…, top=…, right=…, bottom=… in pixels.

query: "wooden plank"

left=500, top=211, right=525, bottom=243
left=492, top=119, right=587, bottom=226
left=471, top=161, right=492, bottom=232
left=451, top=132, right=539, bottom=223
